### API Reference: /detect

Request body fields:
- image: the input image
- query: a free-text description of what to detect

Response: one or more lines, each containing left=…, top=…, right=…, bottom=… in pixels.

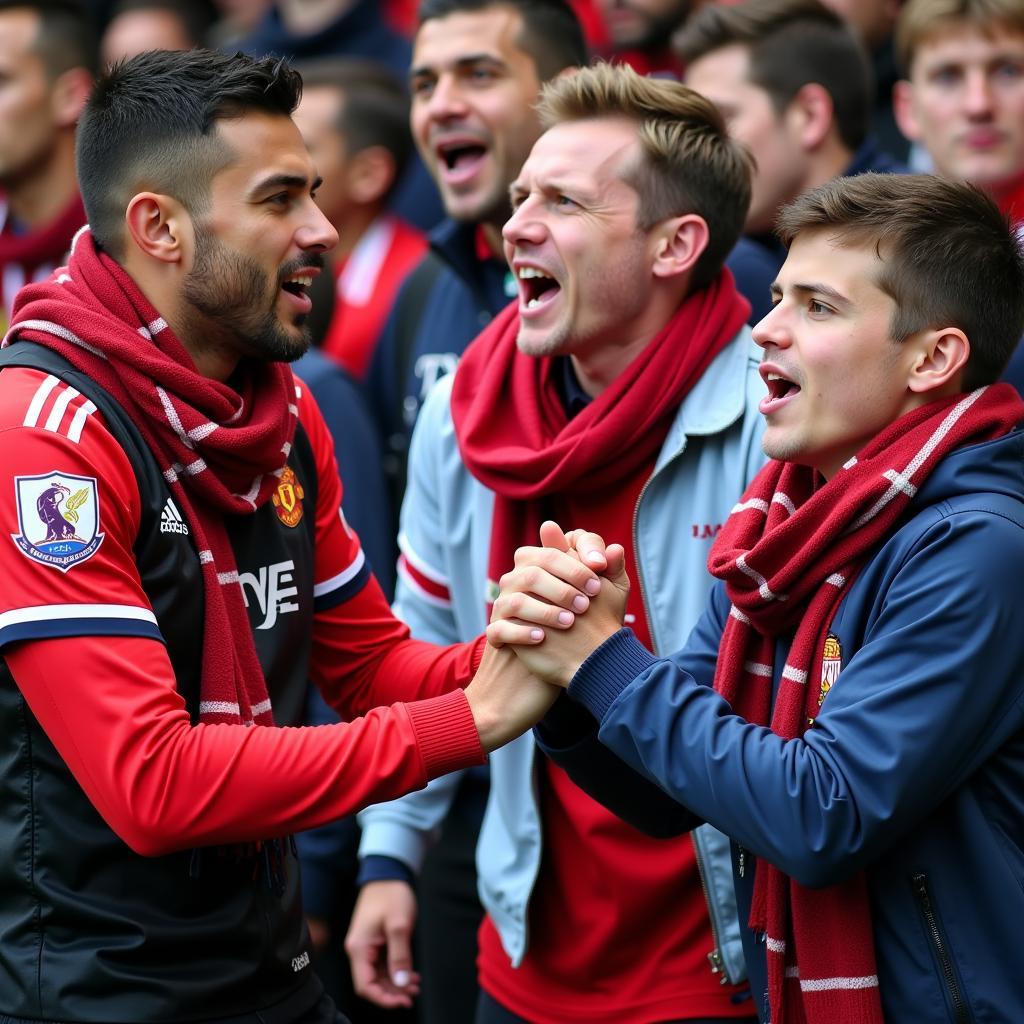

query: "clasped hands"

left=464, top=521, right=629, bottom=753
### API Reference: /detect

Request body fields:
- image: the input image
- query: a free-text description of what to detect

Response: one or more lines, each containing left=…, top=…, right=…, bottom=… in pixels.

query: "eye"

left=994, top=60, right=1024, bottom=82
left=929, top=64, right=962, bottom=86
left=411, top=77, right=434, bottom=99
left=808, top=298, right=831, bottom=316
left=554, top=194, right=576, bottom=209
left=467, top=66, right=497, bottom=85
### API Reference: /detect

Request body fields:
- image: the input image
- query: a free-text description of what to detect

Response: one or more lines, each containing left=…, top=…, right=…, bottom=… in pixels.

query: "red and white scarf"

left=451, top=269, right=750, bottom=605
left=708, top=384, right=1024, bottom=1024
left=6, top=228, right=297, bottom=728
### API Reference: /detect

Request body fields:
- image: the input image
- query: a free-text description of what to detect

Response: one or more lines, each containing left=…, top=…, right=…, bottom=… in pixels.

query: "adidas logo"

left=160, top=498, right=189, bottom=536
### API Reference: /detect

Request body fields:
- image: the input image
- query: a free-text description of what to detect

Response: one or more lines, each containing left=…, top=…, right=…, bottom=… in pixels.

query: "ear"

left=891, top=79, right=923, bottom=145
left=124, top=192, right=191, bottom=265
left=788, top=83, right=835, bottom=151
left=347, top=145, right=397, bottom=206
left=50, top=66, right=93, bottom=129
left=651, top=213, right=709, bottom=282
left=907, top=326, right=970, bottom=395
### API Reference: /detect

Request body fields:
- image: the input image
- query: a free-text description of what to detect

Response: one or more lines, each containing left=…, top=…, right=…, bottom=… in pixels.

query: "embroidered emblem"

left=820, top=633, right=842, bottom=707
left=271, top=466, right=304, bottom=528
left=12, top=472, right=104, bottom=572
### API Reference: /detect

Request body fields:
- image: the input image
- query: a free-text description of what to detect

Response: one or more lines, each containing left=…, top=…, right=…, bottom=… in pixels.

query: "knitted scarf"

left=6, top=228, right=297, bottom=729
left=451, top=271, right=750, bottom=606
left=707, top=383, right=1024, bottom=1024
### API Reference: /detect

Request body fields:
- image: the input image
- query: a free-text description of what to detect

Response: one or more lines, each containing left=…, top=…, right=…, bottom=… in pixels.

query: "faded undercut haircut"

left=417, top=0, right=588, bottom=79
left=896, top=0, right=1024, bottom=75
left=536, top=62, right=752, bottom=289
left=0, top=0, right=98, bottom=78
left=675, top=0, right=873, bottom=154
left=776, top=173, right=1024, bottom=389
left=75, top=48, right=302, bottom=259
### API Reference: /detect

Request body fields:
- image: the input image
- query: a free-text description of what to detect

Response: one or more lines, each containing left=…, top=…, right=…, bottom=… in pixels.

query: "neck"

left=332, top=204, right=380, bottom=261
left=4, top=137, right=79, bottom=230
left=805, top=140, right=855, bottom=196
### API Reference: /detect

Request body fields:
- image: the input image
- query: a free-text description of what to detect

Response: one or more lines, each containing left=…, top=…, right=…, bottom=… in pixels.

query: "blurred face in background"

left=410, top=6, right=544, bottom=226
left=597, top=0, right=691, bottom=51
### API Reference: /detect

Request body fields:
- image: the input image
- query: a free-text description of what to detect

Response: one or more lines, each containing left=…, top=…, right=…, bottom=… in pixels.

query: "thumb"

left=604, top=543, right=629, bottom=590
left=539, top=519, right=571, bottom=551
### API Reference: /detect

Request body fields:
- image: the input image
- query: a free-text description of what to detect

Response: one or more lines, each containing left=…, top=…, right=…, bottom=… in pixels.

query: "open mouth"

left=764, top=371, right=800, bottom=401
left=280, top=271, right=315, bottom=313
left=518, top=266, right=560, bottom=311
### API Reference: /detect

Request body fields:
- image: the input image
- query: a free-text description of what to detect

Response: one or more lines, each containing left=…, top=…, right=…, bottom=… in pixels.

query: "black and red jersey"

left=0, top=344, right=484, bottom=1022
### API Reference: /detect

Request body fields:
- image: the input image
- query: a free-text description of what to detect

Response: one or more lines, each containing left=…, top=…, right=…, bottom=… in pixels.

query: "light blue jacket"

left=358, top=326, right=767, bottom=982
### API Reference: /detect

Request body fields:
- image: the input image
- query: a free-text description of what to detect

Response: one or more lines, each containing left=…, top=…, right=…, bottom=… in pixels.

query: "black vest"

left=0, top=344, right=325, bottom=1022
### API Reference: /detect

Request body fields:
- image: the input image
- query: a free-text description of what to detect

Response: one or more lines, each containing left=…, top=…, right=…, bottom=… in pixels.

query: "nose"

left=297, top=200, right=338, bottom=255
left=751, top=301, right=789, bottom=350
left=963, top=69, right=995, bottom=117
left=502, top=196, right=546, bottom=249
left=423, top=72, right=469, bottom=121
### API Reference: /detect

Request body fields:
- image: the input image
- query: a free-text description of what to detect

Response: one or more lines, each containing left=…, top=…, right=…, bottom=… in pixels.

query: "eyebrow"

left=249, top=172, right=321, bottom=197
left=410, top=54, right=507, bottom=78
left=770, top=281, right=851, bottom=307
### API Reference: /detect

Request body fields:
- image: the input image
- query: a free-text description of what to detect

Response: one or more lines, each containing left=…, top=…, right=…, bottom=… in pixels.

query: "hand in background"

left=486, top=521, right=630, bottom=687
left=344, top=879, right=420, bottom=1009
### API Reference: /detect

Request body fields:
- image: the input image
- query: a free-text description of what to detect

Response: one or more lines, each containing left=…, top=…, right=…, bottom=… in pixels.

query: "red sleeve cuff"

left=404, top=688, right=485, bottom=779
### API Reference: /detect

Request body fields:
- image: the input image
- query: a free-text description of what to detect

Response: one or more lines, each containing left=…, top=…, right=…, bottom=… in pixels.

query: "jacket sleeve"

left=0, top=379, right=484, bottom=859
left=568, top=511, right=1024, bottom=889
left=357, top=379, right=469, bottom=873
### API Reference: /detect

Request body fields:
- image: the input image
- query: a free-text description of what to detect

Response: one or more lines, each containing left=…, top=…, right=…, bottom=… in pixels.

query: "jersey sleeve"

left=0, top=368, right=157, bottom=649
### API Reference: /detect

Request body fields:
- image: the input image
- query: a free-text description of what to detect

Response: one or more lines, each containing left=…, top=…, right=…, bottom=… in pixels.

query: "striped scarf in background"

left=707, top=384, right=1024, bottom=1024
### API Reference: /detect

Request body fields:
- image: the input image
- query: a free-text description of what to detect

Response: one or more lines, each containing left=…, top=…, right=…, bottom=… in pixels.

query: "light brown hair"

left=896, top=0, right=1024, bottom=74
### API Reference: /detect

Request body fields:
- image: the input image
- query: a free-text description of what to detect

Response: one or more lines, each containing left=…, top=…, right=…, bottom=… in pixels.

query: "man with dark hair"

left=293, top=58, right=427, bottom=378
left=677, top=0, right=903, bottom=297
left=350, top=62, right=763, bottom=1024
left=0, top=0, right=95, bottom=331
left=0, top=47, right=533, bottom=1024
left=596, top=0, right=690, bottom=76
left=487, top=171, right=1024, bottom=1024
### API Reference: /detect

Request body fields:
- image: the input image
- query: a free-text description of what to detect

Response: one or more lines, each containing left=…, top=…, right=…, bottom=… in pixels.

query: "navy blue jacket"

left=541, top=426, right=1024, bottom=1023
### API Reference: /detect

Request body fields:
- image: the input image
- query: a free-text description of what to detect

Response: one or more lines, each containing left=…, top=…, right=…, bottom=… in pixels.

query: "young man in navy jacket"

left=483, top=172, right=1024, bottom=1024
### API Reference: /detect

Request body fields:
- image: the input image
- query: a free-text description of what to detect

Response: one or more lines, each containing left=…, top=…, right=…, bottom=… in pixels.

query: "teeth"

left=518, top=267, right=552, bottom=280
left=526, top=298, right=542, bottom=309
left=287, top=275, right=313, bottom=287
left=766, top=372, right=786, bottom=381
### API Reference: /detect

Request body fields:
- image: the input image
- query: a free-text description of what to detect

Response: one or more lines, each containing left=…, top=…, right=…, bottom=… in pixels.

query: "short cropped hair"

left=417, top=0, right=588, bottom=79
left=76, top=49, right=301, bottom=258
left=537, top=62, right=752, bottom=289
left=776, top=172, right=1024, bottom=389
left=675, top=0, right=873, bottom=153
left=896, top=0, right=1024, bottom=74
left=296, top=58, right=414, bottom=193
left=0, top=0, right=99, bottom=78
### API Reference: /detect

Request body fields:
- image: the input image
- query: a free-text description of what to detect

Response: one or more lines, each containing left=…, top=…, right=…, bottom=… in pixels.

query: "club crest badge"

left=272, top=466, right=304, bottom=528
left=819, top=633, right=842, bottom=707
left=12, top=472, right=104, bottom=572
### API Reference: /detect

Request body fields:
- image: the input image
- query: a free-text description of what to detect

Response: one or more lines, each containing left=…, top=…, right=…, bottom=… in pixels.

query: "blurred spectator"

left=205, top=0, right=271, bottom=48
left=0, top=0, right=94, bottom=332
left=893, top=0, right=1024, bottom=391
left=820, top=0, right=908, bottom=161
left=100, top=0, right=214, bottom=64
left=235, top=0, right=445, bottom=234
left=677, top=0, right=904, bottom=315
left=294, top=58, right=427, bottom=378
left=597, top=0, right=690, bottom=75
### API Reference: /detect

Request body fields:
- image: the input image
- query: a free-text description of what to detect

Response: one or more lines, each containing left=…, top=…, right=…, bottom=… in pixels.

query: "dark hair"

left=538, top=63, right=752, bottom=289
left=417, top=0, right=587, bottom=79
left=295, top=58, right=414, bottom=192
left=776, top=173, right=1024, bottom=388
left=0, top=0, right=99, bottom=77
left=76, top=48, right=302, bottom=257
left=675, top=0, right=872, bottom=153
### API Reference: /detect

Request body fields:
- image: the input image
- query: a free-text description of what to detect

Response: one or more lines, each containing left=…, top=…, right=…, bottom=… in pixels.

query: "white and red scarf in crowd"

left=707, top=383, right=1024, bottom=1024
left=5, top=228, right=297, bottom=729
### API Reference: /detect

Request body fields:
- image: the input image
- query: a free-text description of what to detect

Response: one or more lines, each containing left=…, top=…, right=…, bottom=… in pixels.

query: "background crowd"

left=2, top=1, right=1023, bottom=1022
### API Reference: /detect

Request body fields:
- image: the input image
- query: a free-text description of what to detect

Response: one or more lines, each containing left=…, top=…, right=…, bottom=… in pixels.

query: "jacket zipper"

left=912, top=872, right=972, bottom=1024
left=633, top=453, right=736, bottom=985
